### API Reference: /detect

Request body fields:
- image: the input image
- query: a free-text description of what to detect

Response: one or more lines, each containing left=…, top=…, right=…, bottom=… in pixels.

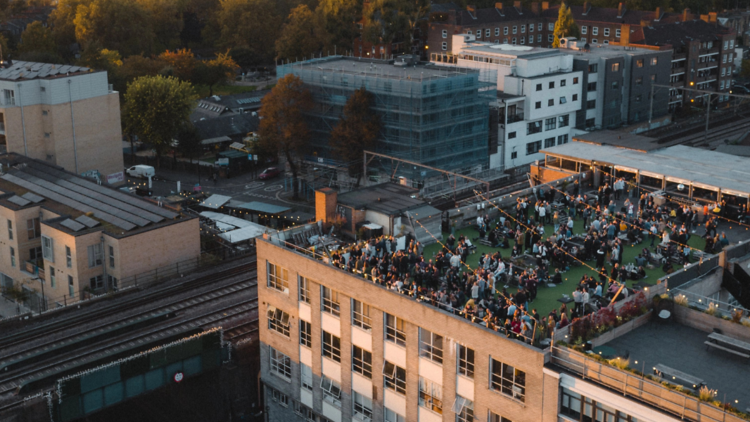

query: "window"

left=267, top=306, right=291, bottom=337
left=587, top=82, right=597, bottom=91
left=611, top=63, right=620, bottom=72
left=68, top=275, right=74, bottom=297
left=485, top=28, right=490, bottom=37
left=559, top=96, right=567, bottom=104
left=537, top=34, right=542, bottom=42
left=26, top=218, right=40, bottom=240
left=538, top=23, right=542, bottom=31
left=30, top=246, right=42, bottom=261
left=442, top=42, right=447, bottom=50
left=383, top=361, right=406, bottom=395
left=635, top=95, right=642, bottom=102
left=587, top=100, right=596, bottom=109
left=385, top=408, right=405, bottom=422
left=512, top=26, right=517, bottom=34
left=548, top=34, right=553, bottom=43
left=504, top=27, right=508, bottom=35
left=636, top=59, right=644, bottom=68
left=295, top=402, right=315, bottom=421
left=592, top=38, right=598, bottom=44
left=722, top=67, right=726, bottom=76
left=385, top=313, right=406, bottom=346
left=65, top=246, right=72, bottom=268
left=603, top=28, right=610, bottom=37
left=521, top=24, right=525, bottom=33
left=651, top=57, right=658, bottom=66
left=603, top=40, right=609, bottom=45
left=418, top=377, right=442, bottom=414
left=572, top=94, right=578, bottom=101
left=535, top=101, right=541, bottom=109
left=301, top=363, right=313, bottom=391
left=730, top=40, right=735, bottom=49
left=544, top=138, right=555, bottom=148
left=512, top=37, right=516, bottom=45
left=10, top=246, right=15, bottom=267
left=476, top=30, right=481, bottom=38
left=526, top=141, right=541, bottom=155
left=89, top=275, right=104, bottom=290
left=321, top=376, right=342, bottom=404
left=352, top=299, right=371, bottom=331
left=3, top=89, right=15, bottom=106
left=352, top=345, right=373, bottom=378
left=300, top=319, right=312, bottom=347
left=559, top=114, right=570, bottom=127
left=528, top=35, right=533, bottom=44
left=321, top=286, right=340, bottom=316
left=269, top=386, right=289, bottom=407
left=267, top=262, right=289, bottom=292
left=495, top=27, right=500, bottom=36
left=7, top=220, right=12, bottom=240
left=489, top=412, right=513, bottom=422
left=585, top=118, right=595, bottom=128
left=548, top=81, right=555, bottom=89
left=49, top=266, right=56, bottom=288
left=510, top=151, right=517, bottom=159
left=544, top=117, right=556, bottom=131
left=615, top=29, right=621, bottom=38
left=635, top=76, right=643, bottom=85
left=508, top=131, right=516, bottom=139
left=353, top=391, right=373, bottom=421
left=322, top=331, right=341, bottom=362
left=419, top=328, right=443, bottom=364
left=592, top=27, right=598, bottom=36
left=87, top=244, right=103, bottom=268
left=457, top=344, right=474, bottom=378
left=442, top=29, right=447, bottom=38
left=581, top=26, right=587, bottom=34
left=529, top=24, right=534, bottom=32
left=611, top=81, right=618, bottom=90
left=558, top=134, right=569, bottom=145
left=651, top=74, right=656, bottom=82
left=548, top=99, right=554, bottom=106
left=527, top=121, right=542, bottom=134
left=42, top=236, right=54, bottom=262
left=453, top=396, right=473, bottom=422
left=298, top=276, right=311, bottom=303
left=490, top=359, right=526, bottom=402
left=548, top=23, right=554, bottom=30
left=270, top=347, right=292, bottom=379
left=588, top=64, right=598, bottom=72
left=520, top=37, right=525, bottom=45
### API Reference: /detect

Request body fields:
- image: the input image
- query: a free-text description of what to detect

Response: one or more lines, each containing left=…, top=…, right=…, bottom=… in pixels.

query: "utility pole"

left=705, top=92, right=711, bottom=144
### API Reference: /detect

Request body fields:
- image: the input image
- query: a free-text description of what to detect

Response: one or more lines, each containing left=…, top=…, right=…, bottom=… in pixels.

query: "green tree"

left=193, top=50, right=238, bottom=96
left=0, top=34, right=10, bottom=60
left=73, top=0, right=155, bottom=57
left=136, top=0, right=184, bottom=52
left=50, top=0, right=91, bottom=57
left=316, top=0, right=359, bottom=54
left=329, top=87, right=381, bottom=187
left=363, top=0, right=430, bottom=56
left=258, top=74, right=312, bottom=200
left=552, top=2, right=580, bottom=48
left=216, top=0, right=282, bottom=65
left=275, top=5, right=326, bottom=62
left=17, top=21, right=57, bottom=56
left=123, top=75, right=197, bottom=167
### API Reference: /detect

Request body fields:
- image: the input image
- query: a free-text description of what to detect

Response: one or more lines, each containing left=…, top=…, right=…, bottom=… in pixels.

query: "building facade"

left=0, top=61, right=124, bottom=181
left=277, top=56, right=494, bottom=176
left=0, top=154, right=199, bottom=310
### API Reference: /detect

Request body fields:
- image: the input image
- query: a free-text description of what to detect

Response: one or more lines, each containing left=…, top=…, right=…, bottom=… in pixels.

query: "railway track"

left=224, top=319, right=260, bottom=343
left=0, top=258, right=257, bottom=350
left=674, top=119, right=750, bottom=147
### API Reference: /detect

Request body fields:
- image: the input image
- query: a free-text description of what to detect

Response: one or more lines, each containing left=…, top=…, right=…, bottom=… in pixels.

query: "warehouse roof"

left=337, top=183, right=425, bottom=216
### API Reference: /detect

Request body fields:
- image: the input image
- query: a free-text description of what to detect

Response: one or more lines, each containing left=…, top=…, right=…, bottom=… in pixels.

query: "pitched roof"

left=192, top=113, right=259, bottom=141
left=455, top=4, right=537, bottom=26
left=637, top=19, right=733, bottom=47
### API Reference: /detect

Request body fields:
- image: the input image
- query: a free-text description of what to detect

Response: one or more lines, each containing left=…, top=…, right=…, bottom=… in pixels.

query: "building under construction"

left=277, top=55, right=496, bottom=179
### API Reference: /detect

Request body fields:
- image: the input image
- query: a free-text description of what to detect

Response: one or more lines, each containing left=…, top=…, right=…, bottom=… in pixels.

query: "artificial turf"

left=421, top=217, right=709, bottom=318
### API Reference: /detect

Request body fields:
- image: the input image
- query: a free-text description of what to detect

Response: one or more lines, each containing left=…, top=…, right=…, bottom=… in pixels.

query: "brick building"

left=0, top=154, right=199, bottom=311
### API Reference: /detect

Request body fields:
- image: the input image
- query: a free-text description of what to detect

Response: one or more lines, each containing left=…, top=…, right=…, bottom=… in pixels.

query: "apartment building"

left=432, top=34, right=582, bottom=171
left=257, top=233, right=750, bottom=422
left=0, top=154, right=198, bottom=311
left=631, top=19, right=737, bottom=109
left=0, top=60, right=124, bottom=182
left=559, top=39, right=672, bottom=130
left=718, top=8, right=750, bottom=45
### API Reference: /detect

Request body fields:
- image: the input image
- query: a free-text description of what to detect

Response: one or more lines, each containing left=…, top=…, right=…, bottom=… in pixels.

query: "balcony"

left=24, top=260, right=45, bottom=281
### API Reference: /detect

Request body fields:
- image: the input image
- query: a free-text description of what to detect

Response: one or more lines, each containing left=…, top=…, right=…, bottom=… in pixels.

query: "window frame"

left=490, top=359, right=526, bottom=403
left=7, top=219, right=12, bottom=240
left=267, top=261, right=289, bottom=292
left=321, top=376, right=342, bottom=404
left=298, top=276, right=312, bottom=303
left=352, top=299, right=372, bottom=331
left=385, top=313, right=406, bottom=347
left=321, top=285, right=341, bottom=317
left=42, top=235, right=54, bottom=262
left=352, top=391, right=373, bottom=421
left=352, top=345, right=373, bottom=379
left=383, top=361, right=406, bottom=395
left=419, top=328, right=444, bottom=364
left=301, top=363, right=313, bottom=391
left=457, top=344, right=475, bottom=379
left=26, top=217, right=40, bottom=240
left=267, top=306, right=291, bottom=337
left=270, top=347, right=292, bottom=379
left=322, top=330, right=341, bottom=362
left=418, top=377, right=443, bottom=414
left=299, top=319, right=312, bottom=347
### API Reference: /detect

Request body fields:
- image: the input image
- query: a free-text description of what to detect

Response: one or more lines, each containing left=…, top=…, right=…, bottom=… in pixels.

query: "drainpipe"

left=68, top=80, right=79, bottom=174
left=17, top=83, right=27, bottom=156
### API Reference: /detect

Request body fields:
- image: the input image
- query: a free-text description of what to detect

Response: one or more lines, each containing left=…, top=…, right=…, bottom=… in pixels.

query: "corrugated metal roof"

left=0, top=61, right=90, bottom=81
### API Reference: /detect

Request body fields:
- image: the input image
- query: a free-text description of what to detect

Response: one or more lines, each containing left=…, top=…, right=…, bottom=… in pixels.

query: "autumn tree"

left=123, top=76, right=197, bottom=167
left=329, top=88, right=381, bottom=187
left=363, top=0, right=430, bottom=56
left=258, top=74, right=312, bottom=199
left=217, top=0, right=281, bottom=65
left=552, top=2, right=579, bottom=48
left=316, top=0, right=359, bottom=54
left=275, top=5, right=326, bottom=62
left=136, top=0, right=184, bottom=51
left=73, top=0, right=155, bottom=57
left=17, top=21, right=57, bottom=56
left=158, top=48, right=197, bottom=81
left=50, top=0, right=91, bottom=57
left=193, top=51, right=239, bottom=96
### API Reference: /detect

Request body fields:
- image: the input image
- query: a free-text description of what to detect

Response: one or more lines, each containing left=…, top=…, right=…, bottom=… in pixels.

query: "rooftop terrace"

left=279, top=56, right=483, bottom=81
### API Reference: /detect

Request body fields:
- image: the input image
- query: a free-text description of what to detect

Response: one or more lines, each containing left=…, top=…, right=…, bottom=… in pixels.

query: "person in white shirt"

left=538, top=202, right=547, bottom=224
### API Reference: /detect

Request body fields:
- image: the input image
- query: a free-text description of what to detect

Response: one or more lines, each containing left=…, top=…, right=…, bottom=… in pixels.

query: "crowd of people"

left=320, top=178, right=734, bottom=343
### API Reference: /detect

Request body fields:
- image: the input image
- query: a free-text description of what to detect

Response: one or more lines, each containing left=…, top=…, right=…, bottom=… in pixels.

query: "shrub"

left=705, top=303, right=718, bottom=316
left=699, top=386, right=717, bottom=402
left=609, top=357, right=629, bottom=370
left=674, top=294, right=688, bottom=307
left=731, top=309, right=744, bottom=323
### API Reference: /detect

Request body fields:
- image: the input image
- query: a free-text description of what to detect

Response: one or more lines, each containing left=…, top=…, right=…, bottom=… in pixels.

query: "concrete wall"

left=673, top=305, right=750, bottom=342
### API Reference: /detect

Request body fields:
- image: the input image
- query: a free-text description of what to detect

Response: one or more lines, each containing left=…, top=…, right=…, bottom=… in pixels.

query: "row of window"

left=452, top=23, right=545, bottom=39
left=526, top=135, right=569, bottom=155
left=535, top=77, right=579, bottom=92
left=441, top=34, right=544, bottom=49
left=580, top=26, right=621, bottom=38
left=527, top=115, right=571, bottom=135
left=533, top=95, right=577, bottom=110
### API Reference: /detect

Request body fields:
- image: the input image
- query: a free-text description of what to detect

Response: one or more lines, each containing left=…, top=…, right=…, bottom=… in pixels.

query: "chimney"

left=531, top=2, right=539, bottom=15
left=542, top=1, right=549, bottom=11
left=640, top=19, right=652, bottom=27
left=709, top=12, right=717, bottom=23
left=620, top=24, right=631, bottom=46
left=315, top=188, right=338, bottom=224
left=514, top=1, right=521, bottom=10
left=495, top=2, right=504, bottom=15
left=467, top=4, right=476, bottom=13
left=654, top=6, right=661, bottom=21
left=682, top=8, right=691, bottom=21
left=617, top=2, right=625, bottom=18
left=583, top=1, right=591, bottom=15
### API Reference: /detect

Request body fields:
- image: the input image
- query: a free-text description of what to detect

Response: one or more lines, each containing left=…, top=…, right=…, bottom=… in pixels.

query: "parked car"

left=258, top=167, right=280, bottom=180
left=125, top=165, right=155, bottom=179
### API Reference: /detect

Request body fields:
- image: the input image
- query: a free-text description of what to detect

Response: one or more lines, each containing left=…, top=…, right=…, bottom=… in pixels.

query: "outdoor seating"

left=704, top=332, right=750, bottom=359
left=653, top=364, right=704, bottom=390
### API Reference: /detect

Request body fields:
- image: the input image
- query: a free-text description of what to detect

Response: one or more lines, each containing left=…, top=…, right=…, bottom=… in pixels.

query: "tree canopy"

left=73, top=0, right=156, bottom=57
left=217, top=0, right=281, bottom=65
left=275, top=5, right=325, bottom=62
left=363, top=0, right=430, bottom=55
left=123, top=75, right=197, bottom=166
left=17, top=21, right=56, bottom=56
left=552, top=2, right=579, bottom=48
left=329, top=87, right=381, bottom=186
left=258, top=74, right=312, bottom=199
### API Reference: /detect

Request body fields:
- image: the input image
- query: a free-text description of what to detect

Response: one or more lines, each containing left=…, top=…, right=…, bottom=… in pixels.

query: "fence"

left=550, top=345, right=747, bottom=422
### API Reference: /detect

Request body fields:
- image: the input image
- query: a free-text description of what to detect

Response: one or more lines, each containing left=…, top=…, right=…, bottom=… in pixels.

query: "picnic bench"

left=653, top=364, right=705, bottom=389
left=705, top=333, right=750, bottom=359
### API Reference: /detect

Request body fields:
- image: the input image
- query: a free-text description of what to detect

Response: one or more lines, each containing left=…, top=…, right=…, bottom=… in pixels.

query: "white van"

left=125, top=165, right=155, bottom=179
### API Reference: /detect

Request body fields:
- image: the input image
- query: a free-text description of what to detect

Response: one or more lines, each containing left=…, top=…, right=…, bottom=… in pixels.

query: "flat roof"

left=337, top=183, right=425, bottom=215
left=460, top=43, right=563, bottom=60
left=232, top=201, right=290, bottom=215
left=0, top=60, right=92, bottom=81
left=573, top=130, right=661, bottom=152
left=562, top=44, right=668, bottom=59
left=283, top=56, right=480, bottom=81
left=541, top=143, right=750, bottom=195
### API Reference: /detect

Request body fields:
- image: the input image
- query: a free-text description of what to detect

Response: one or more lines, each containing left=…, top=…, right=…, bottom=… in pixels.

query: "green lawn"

left=194, top=84, right=258, bottom=98
left=422, top=218, right=708, bottom=318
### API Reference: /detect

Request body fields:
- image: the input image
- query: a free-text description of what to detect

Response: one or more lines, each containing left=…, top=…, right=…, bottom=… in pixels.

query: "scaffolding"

left=278, top=56, right=497, bottom=179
